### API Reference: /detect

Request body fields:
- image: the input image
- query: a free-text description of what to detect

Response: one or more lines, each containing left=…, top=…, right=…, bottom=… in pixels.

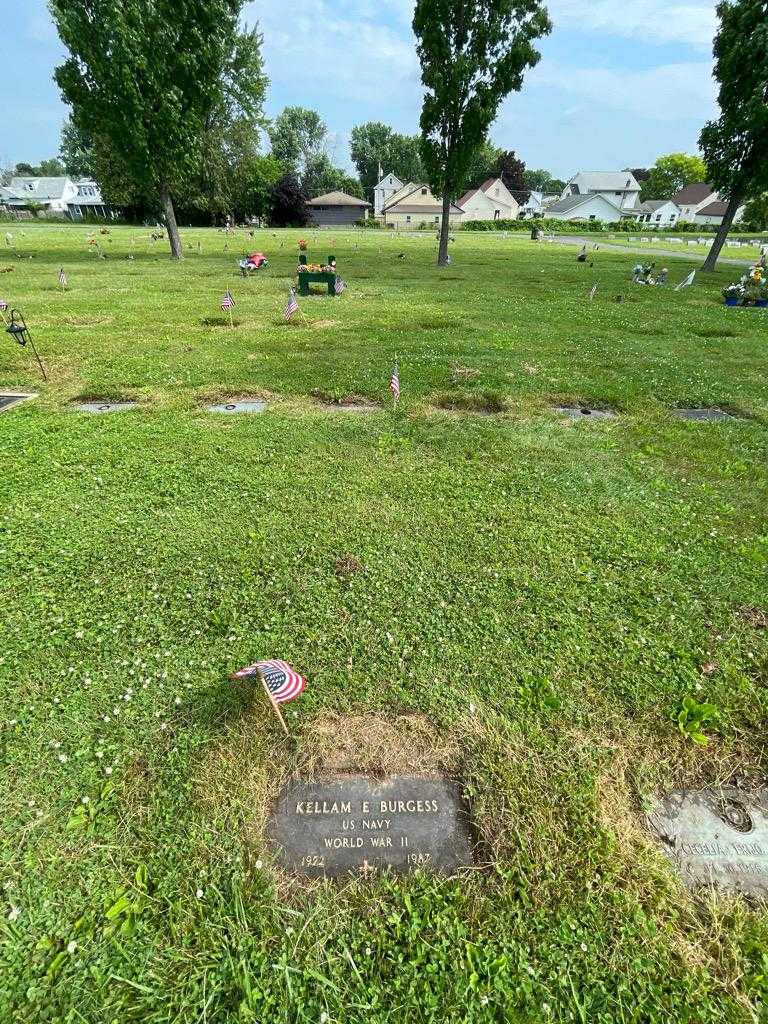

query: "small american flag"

left=675, top=270, right=696, bottom=291
left=220, top=289, right=235, bottom=311
left=334, top=276, right=346, bottom=295
left=284, top=287, right=299, bottom=320
left=0, top=299, right=7, bottom=311
left=390, top=362, right=400, bottom=403
left=58, top=268, right=68, bottom=287
left=230, top=659, right=306, bottom=704
left=589, top=283, right=597, bottom=300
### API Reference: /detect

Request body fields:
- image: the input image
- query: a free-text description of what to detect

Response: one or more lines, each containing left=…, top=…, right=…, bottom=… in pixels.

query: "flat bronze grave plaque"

left=647, top=787, right=768, bottom=897
left=269, top=774, right=474, bottom=878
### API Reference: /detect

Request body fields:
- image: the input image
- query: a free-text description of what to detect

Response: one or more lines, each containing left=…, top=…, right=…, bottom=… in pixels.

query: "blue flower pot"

left=724, top=297, right=739, bottom=306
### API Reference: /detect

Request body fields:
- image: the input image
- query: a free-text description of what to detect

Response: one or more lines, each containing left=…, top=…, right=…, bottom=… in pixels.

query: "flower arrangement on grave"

left=297, top=262, right=337, bottom=274
left=722, top=264, right=768, bottom=306
left=298, top=239, right=308, bottom=251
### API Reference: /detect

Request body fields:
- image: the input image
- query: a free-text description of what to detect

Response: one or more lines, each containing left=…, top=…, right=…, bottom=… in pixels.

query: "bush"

left=354, top=219, right=381, bottom=228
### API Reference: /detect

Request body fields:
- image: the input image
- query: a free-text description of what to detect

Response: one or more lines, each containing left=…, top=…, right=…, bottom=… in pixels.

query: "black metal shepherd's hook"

left=5, top=309, right=47, bottom=381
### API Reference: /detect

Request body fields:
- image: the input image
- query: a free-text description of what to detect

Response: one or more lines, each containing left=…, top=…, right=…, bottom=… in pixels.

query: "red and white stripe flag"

left=58, top=268, right=68, bottom=288
left=390, top=362, right=400, bottom=404
left=284, top=287, right=299, bottom=320
left=220, top=289, right=234, bottom=312
left=229, top=659, right=305, bottom=704
left=0, top=299, right=7, bottom=311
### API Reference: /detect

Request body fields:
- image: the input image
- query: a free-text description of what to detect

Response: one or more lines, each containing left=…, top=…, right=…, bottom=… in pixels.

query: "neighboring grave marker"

left=73, top=400, right=138, bottom=414
left=647, top=787, right=768, bottom=897
left=206, top=400, right=266, bottom=414
left=268, top=774, right=474, bottom=878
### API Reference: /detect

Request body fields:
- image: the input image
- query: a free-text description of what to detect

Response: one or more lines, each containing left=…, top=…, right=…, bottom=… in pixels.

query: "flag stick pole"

left=257, top=668, right=290, bottom=736
left=229, top=307, right=234, bottom=329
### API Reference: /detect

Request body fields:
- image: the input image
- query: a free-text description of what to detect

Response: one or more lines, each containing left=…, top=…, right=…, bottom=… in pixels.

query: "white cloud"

left=546, top=0, right=717, bottom=51
left=534, top=61, right=717, bottom=122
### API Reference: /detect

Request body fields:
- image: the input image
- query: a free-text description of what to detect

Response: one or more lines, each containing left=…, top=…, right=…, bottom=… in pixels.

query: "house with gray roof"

left=381, top=183, right=464, bottom=228
left=637, top=199, right=680, bottom=226
left=561, top=171, right=641, bottom=214
left=306, top=190, right=370, bottom=227
left=0, top=176, right=110, bottom=219
left=545, top=192, right=624, bottom=224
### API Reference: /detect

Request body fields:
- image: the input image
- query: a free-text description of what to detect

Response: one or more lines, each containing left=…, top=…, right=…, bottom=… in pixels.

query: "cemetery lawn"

left=2, top=223, right=768, bottom=1024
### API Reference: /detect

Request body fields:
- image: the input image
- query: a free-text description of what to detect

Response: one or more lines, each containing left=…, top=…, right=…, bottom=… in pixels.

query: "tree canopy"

left=699, top=0, right=768, bottom=269
left=640, top=153, right=708, bottom=202
left=268, top=107, right=327, bottom=176
left=413, top=0, right=551, bottom=263
left=349, top=122, right=425, bottom=194
left=50, top=0, right=247, bottom=257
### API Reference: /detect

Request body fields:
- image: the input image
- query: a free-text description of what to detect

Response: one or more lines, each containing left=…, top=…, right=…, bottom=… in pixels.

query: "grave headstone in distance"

left=268, top=774, right=474, bottom=878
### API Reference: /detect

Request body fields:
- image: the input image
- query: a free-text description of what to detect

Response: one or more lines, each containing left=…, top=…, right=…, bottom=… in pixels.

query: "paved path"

left=549, top=234, right=753, bottom=268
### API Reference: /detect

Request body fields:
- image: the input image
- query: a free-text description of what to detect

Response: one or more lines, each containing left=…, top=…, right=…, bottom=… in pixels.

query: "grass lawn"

left=1, top=223, right=767, bottom=1023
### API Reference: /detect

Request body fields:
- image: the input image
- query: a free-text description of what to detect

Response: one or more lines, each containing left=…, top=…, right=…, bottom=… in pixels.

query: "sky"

left=1, top=0, right=719, bottom=179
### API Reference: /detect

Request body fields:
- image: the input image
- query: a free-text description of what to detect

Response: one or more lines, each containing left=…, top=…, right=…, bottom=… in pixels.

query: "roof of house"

left=374, top=171, right=403, bottom=189
left=9, top=176, right=71, bottom=200
left=457, top=177, right=519, bottom=210
left=672, top=182, right=715, bottom=206
left=306, top=190, right=370, bottom=207
left=547, top=193, right=622, bottom=216
left=569, top=171, right=641, bottom=192
left=697, top=201, right=728, bottom=217
left=641, top=199, right=678, bottom=213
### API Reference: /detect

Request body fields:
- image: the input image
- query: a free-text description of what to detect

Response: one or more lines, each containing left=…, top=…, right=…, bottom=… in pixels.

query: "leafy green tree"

left=14, top=158, right=65, bottom=176
left=50, top=0, right=246, bottom=258
left=742, top=192, right=768, bottom=231
left=641, top=153, right=707, bottom=201
left=269, top=172, right=309, bottom=227
left=231, top=153, right=284, bottom=222
left=349, top=122, right=426, bottom=194
left=494, top=150, right=528, bottom=200
left=268, top=107, right=327, bottom=177
left=700, top=0, right=768, bottom=270
left=413, top=0, right=551, bottom=264
left=462, top=139, right=502, bottom=188
left=193, top=24, right=269, bottom=222
left=303, top=153, right=363, bottom=199
left=59, top=116, right=95, bottom=178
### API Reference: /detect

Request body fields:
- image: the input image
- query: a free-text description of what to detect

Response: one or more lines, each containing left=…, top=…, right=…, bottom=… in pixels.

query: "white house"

left=671, top=183, right=718, bottom=222
left=545, top=192, right=624, bottom=224
left=381, top=182, right=463, bottom=228
left=0, top=176, right=110, bottom=219
left=457, top=177, right=519, bottom=221
left=637, top=200, right=680, bottom=227
left=693, top=200, right=746, bottom=226
left=373, top=171, right=404, bottom=217
left=561, top=171, right=641, bottom=214
left=519, top=190, right=559, bottom=218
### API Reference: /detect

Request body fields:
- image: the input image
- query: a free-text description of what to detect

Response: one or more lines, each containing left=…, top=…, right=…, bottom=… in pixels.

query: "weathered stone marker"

left=269, top=775, right=474, bottom=878
left=647, top=787, right=768, bottom=896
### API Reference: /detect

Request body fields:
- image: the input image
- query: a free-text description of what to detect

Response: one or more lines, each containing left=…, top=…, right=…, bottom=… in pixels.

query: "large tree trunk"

left=160, top=183, right=183, bottom=260
left=437, top=191, right=451, bottom=266
left=702, top=191, right=744, bottom=271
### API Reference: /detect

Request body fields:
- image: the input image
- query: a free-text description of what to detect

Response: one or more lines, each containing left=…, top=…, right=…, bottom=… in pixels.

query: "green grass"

left=1, top=224, right=767, bottom=1023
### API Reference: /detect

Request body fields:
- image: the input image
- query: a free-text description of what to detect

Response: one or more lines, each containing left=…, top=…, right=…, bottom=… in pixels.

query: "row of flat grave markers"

left=0, top=396, right=742, bottom=422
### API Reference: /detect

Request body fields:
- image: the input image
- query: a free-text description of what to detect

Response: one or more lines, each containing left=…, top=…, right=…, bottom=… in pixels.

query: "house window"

left=421, top=188, right=427, bottom=195
left=434, top=215, right=439, bottom=222
left=670, top=213, right=677, bottom=221
left=494, top=210, right=500, bottom=220
left=589, top=214, right=596, bottom=221
left=570, top=184, right=580, bottom=195
left=406, top=215, right=411, bottom=223
left=495, top=187, right=499, bottom=196
left=655, top=214, right=661, bottom=222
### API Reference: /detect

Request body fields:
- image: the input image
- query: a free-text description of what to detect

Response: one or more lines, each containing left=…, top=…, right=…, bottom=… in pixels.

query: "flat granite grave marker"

left=673, top=407, right=734, bottom=422
left=269, top=774, right=474, bottom=878
left=73, top=400, right=138, bottom=414
left=647, top=787, right=768, bottom=897
left=206, top=400, right=266, bottom=414
left=553, top=405, right=617, bottom=419
left=0, top=392, right=37, bottom=413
